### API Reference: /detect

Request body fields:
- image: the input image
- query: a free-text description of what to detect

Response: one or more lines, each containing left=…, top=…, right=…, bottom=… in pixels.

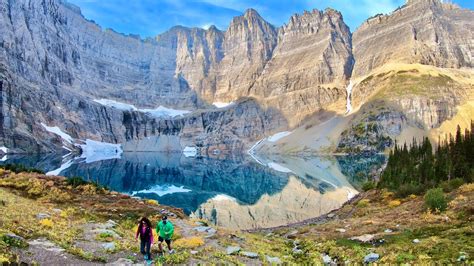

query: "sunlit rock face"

left=352, top=0, right=474, bottom=78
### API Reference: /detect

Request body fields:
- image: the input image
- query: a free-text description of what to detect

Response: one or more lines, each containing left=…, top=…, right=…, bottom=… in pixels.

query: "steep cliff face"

left=352, top=0, right=474, bottom=78
left=213, top=9, right=278, bottom=101
left=249, top=9, right=353, bottom=123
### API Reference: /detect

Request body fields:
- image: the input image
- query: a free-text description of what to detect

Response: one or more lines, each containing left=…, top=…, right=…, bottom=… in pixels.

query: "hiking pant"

left=140, top=239, right=151, bottom=259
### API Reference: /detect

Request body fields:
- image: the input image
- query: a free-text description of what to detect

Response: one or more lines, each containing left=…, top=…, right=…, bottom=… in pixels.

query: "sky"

left=68, top=0, right=474, bottom=38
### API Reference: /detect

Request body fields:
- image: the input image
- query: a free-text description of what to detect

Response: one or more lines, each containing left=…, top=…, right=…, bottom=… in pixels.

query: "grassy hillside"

left=0, top=167, right=472, bottom=264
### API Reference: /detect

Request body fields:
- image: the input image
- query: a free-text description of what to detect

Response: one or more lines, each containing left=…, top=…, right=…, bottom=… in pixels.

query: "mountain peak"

left=244, top=8, right=261, bottom=18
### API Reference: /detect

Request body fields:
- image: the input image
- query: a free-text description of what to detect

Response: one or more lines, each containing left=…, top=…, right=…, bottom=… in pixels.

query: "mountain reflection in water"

left=1, top=152, right=385, bottom=229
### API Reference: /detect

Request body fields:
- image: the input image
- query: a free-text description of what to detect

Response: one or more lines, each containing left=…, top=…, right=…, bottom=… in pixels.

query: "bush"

left=440, top=178, right=465, bottom=192
left=0, top=164, right=44, bottom=174
left=357, top=199, right=370, bottom=208
left=174, top=237, right=204, bottom=249
left=388, top=200, right=401, bottom=208
left=362, top=181, right=376, bottom=191
left=395, top=183, right=424, bottom=198
left=424, top=188, right=448, bottom=212
left=66, top=177, right=88, bottom=187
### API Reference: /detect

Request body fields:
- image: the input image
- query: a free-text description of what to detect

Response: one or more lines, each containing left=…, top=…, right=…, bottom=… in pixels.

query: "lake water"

left=0, top=152, right=385, bottom=230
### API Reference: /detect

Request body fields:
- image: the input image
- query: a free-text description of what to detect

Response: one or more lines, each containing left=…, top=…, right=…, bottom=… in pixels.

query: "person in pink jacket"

left=135, top=217, right=154, bottom=260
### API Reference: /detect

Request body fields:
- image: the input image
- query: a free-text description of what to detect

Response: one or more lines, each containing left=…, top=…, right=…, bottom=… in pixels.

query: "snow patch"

left=267, top=162, right=293, bottom=173
left=183, top=146, right=197, bottom=157
left=41, top=123, right=73, bottom=144
left=94, top=99, right=191, bottom=118
left=80, top=139, right=123, bottom=163
left=0, top=146, right=8, bottom=153
left=142, top=106, right=191, bottom=118
left=345, top=81, right=354, bottom=114
left=213, top=102, right=234, bottom=108
left=93, top=99, right=137, bottom=111
left=268, top=131, right=292, bottom=142
left=46, top=159, right=73, bottom=176
left=0, top=155, right=7, bottom=162
left=132, top=185, right=191, bottom=197
left=211, top=194, right=237, bottom=202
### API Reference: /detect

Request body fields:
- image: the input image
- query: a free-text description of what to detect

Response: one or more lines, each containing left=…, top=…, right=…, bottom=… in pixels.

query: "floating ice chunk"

left=0, top=146, right=8, bottom=153
left=267, top=162, right=293, bottom=173
left=46, top=159, right=73, bottom=176
left=80, top=139, right=123, bottom=163
left=267, top=131, right=292, bottom=142
left=41, top=123, right=73, bottom=144
left=213, top=102, right=234, bottom=108
left=132, top=185, right=191, bottom=197
left=183, top=146, right=198, bottom=157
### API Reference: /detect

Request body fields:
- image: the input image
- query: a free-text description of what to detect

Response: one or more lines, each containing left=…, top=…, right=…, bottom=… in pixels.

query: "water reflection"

left=0, top=152, right=385, bottom=229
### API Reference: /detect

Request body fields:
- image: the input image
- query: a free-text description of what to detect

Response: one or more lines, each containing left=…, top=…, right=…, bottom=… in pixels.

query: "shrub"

left=459, top=183, right=474, bottom=193
left=424, top=188, right=448, bottom=212
left=1, top=235, right=28, bottom=248
left=395, top=183, right=423, bottom=198
left=39, top=219, right=54, bottom=228
left=362, top=181, right=376, bottom=191
left=357, top=199, right=370, bottom=208
left=0, top=164, right=44, bottom=174
left=66, top=177, right=88, bottom=187
left=146, top=199, right=159, bottom=206
left=388, top=200, right=401, bottom=208
left=174, top=237, right=204, bottom=249
left=440, top=178, right=465, bottom=193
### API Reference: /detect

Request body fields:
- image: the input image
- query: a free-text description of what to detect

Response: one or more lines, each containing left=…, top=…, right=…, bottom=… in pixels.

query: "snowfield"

left=46, top=159, right=73, bottom=176
left=94, top=99, right=191, bottom=118
left=132, top=184, right=191, bottom=197
left=0, top=146, right=8, bottom=153
left=41, top=123, right=74, bottom=144
left=213, top=102, right=234, bottom=108
left=267, top=131, right=292, bottom=142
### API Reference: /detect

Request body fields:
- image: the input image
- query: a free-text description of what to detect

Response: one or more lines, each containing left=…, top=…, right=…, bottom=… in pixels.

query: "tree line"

left=379, top=122, right=473, bottom=196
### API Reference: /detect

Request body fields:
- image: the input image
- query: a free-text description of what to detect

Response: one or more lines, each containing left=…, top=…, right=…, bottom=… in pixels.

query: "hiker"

left=135, top=217, right=154, bottom=260
left=156, top=215, right=174, bottom=254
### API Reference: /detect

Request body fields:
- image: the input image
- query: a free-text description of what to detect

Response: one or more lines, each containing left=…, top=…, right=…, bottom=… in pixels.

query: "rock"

left=28, top=239, right=65, bottom=253
left=195, top=221, right=206, bottom=226
left=241, top=251, right=259, bottom=258
left=52, top=208, right=62, bottom=213
left=363, top=253, right=380, bottom=264
left=226, top=246, right=241, bottom=255
left=107, top=258, right=134, bottom=265
left=384, top=229, right=393, bottom=233
left=413, top=239, right=420, bottom=244
left=286, top=230, right=298, bottom=238
left=190, top=250, right=199, bottom=255
left=350, top=234, right=376, bottom=243
left=322, top=254, right=333, bottom=265
left=92, top=229, right=121, bottom=239
left=457, top=252, right=467, bottom=262
left=336, top=228, right=346, bottom=233
left=36, top=213, right=51, bottom=220
left=193, top=226, right=212, bottom=233
left=327, top=213, right=335, bottom=218
left=292, top=247, right=303, bottom=254
left=266, top=256, right=282, bottom=264
left=102, top=242, right=115, bottom=250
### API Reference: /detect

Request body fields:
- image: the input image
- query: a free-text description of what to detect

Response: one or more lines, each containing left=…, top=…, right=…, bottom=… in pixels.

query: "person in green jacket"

left=156, top=215, right=174, bottom=254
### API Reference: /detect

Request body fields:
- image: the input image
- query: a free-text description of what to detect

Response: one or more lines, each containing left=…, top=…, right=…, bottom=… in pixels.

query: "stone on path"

left=36, top=213, right=51, bottom=220
left=107, top=258, right=134, bottom=265
left=364, top=253, right=380, bottom=263
left=336, top=228, right=346, bottom=233
left=241, top=251, right=259, bottom=258
left=28, top=239, right=65, bottom=253
left=190, top=250, right=199, bottom=255
left=226, top=246, right=241, bottom=255
left=266, top=256, right=282, bottom=264
left=350, top=234, right=376, bottom=243
left=413, top=239, right=420, bottom=244
left=102, top=242, right=115, bottom=250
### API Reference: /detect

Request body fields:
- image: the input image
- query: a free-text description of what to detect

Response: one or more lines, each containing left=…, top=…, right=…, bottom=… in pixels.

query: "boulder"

left=226, top=246, right=241, bottom=255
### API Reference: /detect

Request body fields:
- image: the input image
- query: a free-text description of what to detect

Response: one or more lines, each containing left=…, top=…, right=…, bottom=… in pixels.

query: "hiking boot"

left=144, top=254, right=148, bottom=260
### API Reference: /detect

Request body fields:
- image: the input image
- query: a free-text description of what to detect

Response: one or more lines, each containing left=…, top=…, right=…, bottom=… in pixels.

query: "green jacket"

left=156, top=220, right=174, bottom=240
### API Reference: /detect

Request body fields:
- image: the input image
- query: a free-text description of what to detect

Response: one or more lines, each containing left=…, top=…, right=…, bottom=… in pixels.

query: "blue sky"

left=68, top=0, right=474, bottom=38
